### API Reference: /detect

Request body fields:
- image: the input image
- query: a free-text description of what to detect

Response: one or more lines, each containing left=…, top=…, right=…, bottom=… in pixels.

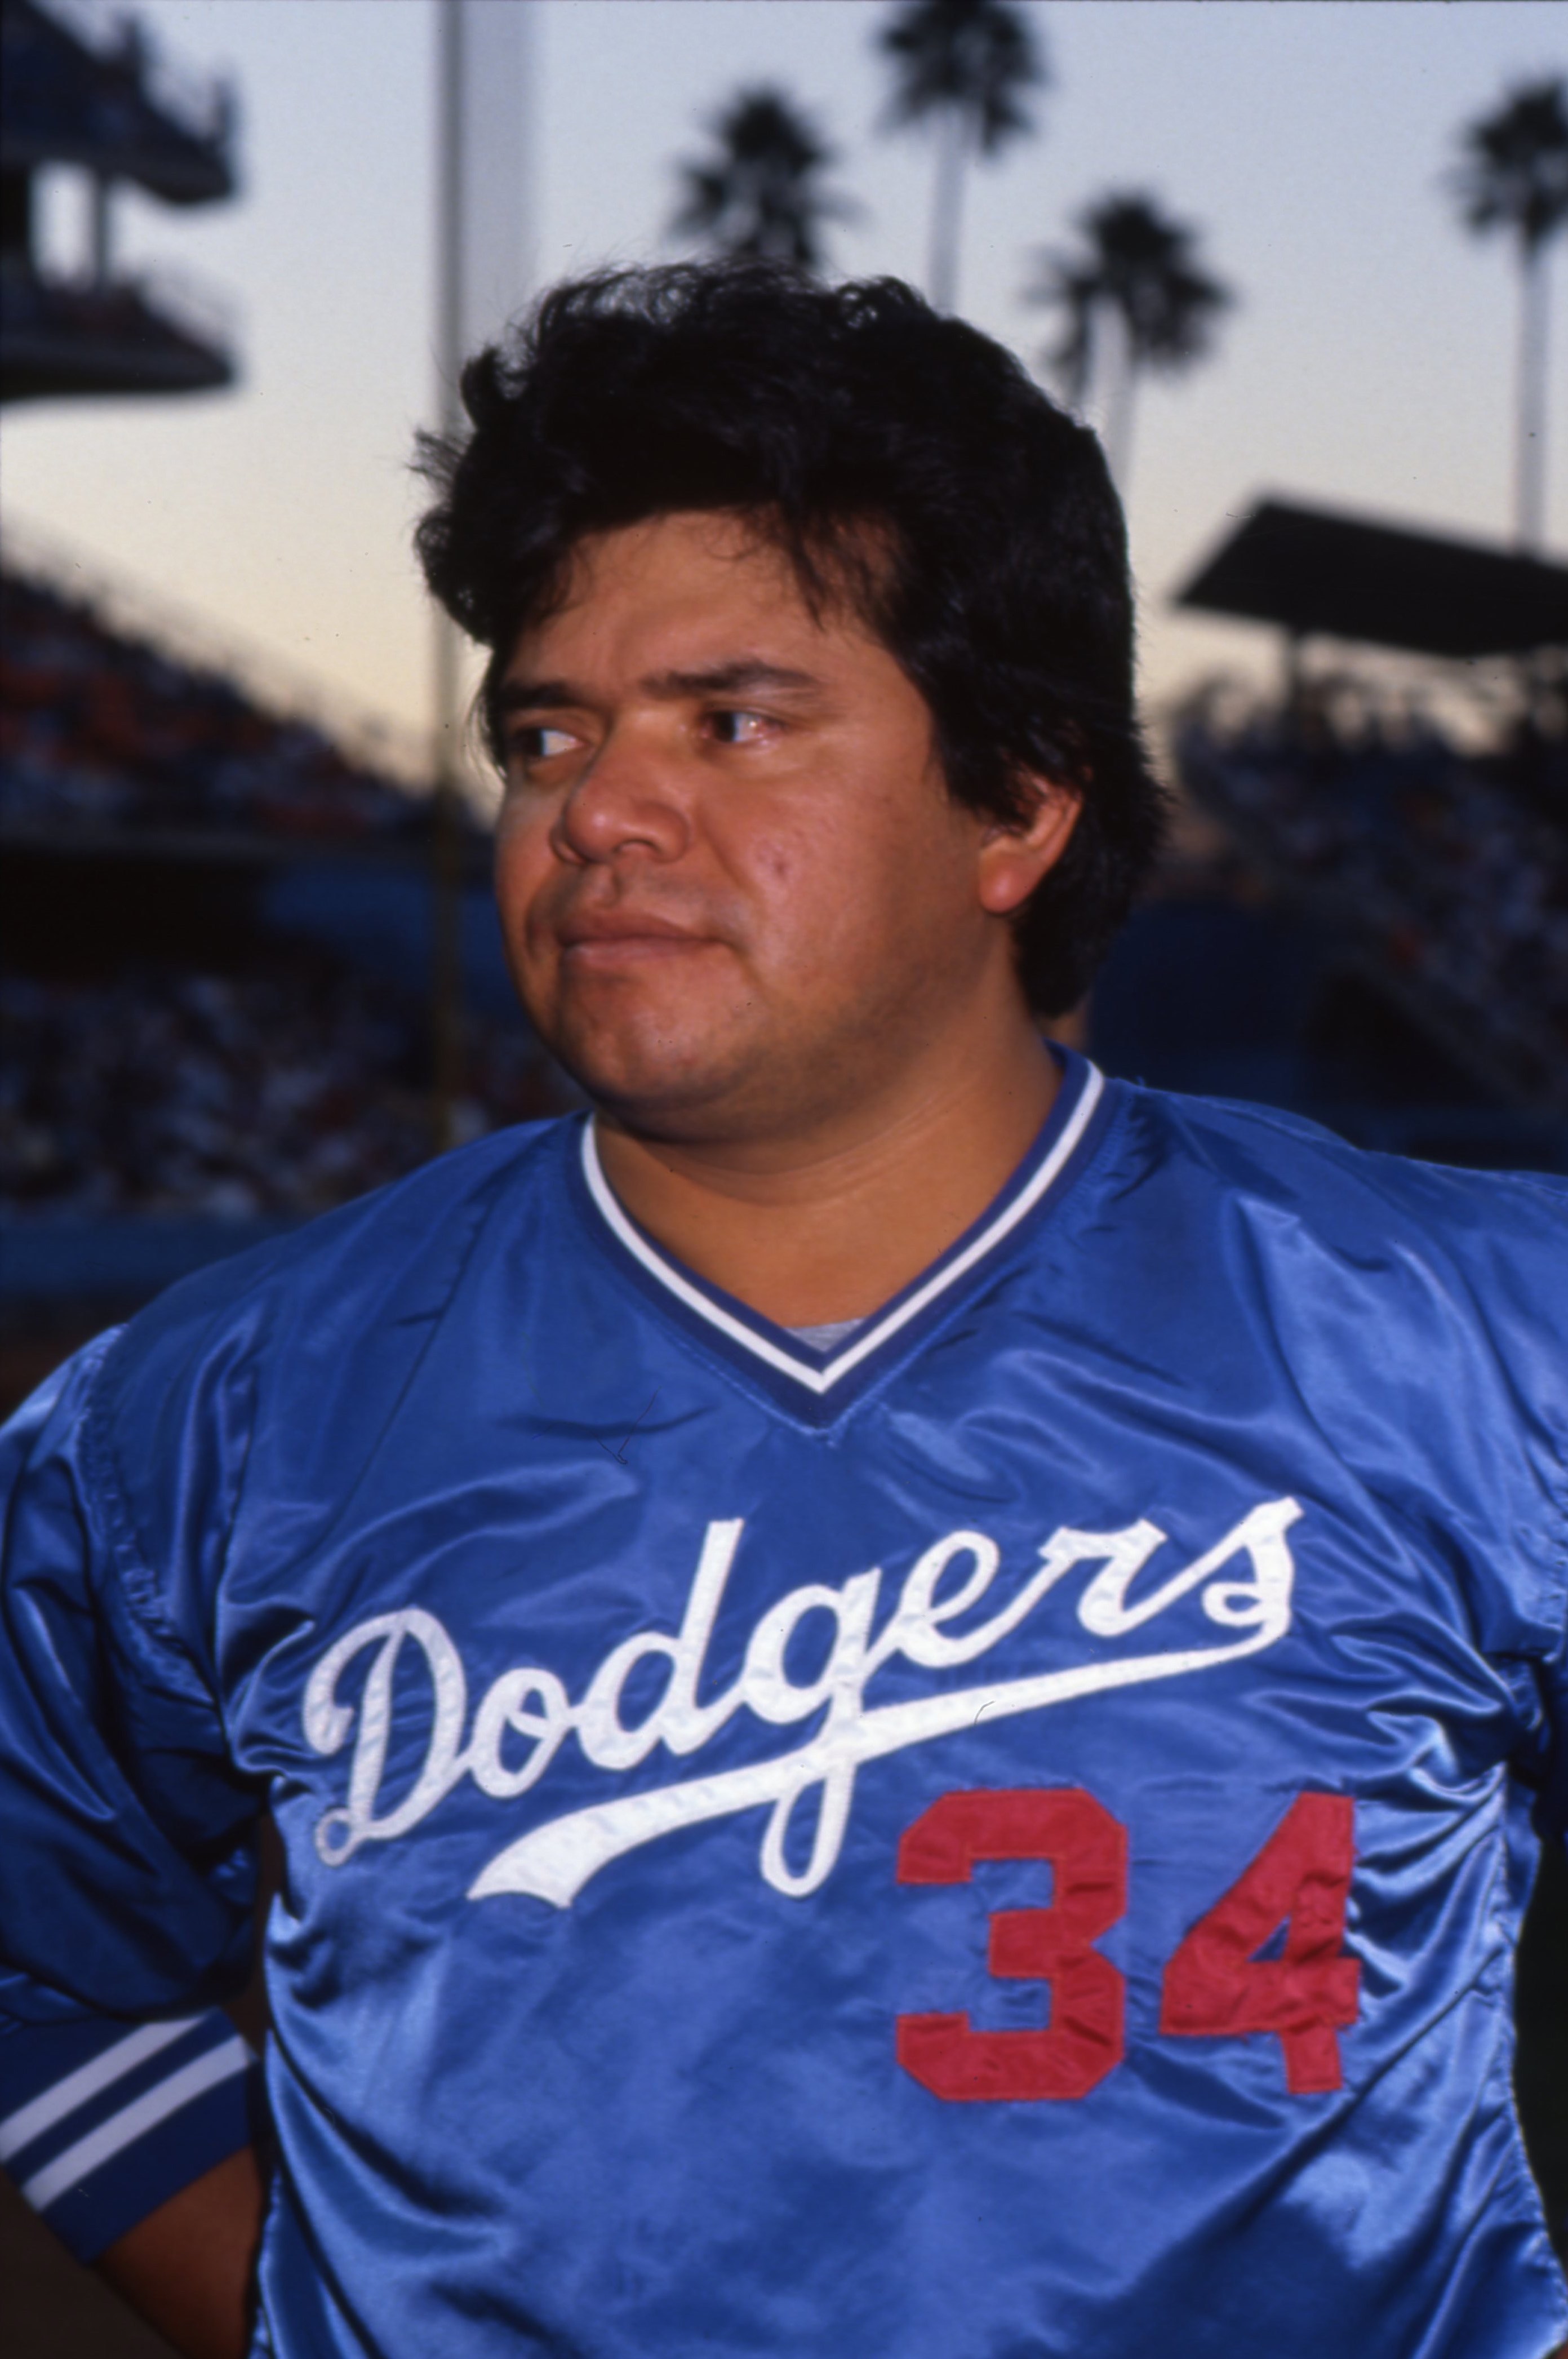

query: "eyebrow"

left=495, top=659, right=824, bottom=716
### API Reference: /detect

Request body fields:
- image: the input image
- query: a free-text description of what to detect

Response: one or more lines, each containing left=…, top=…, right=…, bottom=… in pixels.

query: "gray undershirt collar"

left=787, top=1319, right=864, bottom=1353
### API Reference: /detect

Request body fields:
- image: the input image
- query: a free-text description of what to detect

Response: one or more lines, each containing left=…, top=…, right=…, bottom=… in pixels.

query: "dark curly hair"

left=415, top=261, right=1165, bottom=1015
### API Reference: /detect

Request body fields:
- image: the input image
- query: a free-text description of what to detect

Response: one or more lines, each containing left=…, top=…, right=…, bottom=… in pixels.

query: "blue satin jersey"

left=1, top=1054, right=1565, bottom=2358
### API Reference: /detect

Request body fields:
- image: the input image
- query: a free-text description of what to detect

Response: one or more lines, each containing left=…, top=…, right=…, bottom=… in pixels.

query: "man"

left=1, top=264, right=1565, bottom=2359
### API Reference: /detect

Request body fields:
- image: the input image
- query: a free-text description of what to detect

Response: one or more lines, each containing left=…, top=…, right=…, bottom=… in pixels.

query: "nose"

left=549, top=724, right=691, bottom=868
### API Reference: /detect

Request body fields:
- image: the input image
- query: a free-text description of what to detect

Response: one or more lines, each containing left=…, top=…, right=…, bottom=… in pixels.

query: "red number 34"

left=896, top=1789, right=1359, bottom=2102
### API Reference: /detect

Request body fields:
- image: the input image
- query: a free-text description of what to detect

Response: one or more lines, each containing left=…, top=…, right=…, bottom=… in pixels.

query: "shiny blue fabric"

left=1, top=1065, right=1565, bottom=2357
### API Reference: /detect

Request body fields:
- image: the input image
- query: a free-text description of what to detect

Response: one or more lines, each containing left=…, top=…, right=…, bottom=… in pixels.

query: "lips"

left=557, top=914, right=704, bottom=946
left=554, top=910, right=716, bottom=964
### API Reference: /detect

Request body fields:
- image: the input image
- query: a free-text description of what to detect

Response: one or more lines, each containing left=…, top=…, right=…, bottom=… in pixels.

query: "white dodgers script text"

left=303, top=1497, right=1302, bottom=1907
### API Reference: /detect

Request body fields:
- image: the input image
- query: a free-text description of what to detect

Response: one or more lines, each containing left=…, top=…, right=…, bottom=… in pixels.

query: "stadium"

left=2, top=3, right=1565, bottom=2353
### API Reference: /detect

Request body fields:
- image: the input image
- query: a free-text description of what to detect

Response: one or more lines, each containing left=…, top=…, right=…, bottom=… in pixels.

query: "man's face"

left=493, top=511, right=1044, bottom=1139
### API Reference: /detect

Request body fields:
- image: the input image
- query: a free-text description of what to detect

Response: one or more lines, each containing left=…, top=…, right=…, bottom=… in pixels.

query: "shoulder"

left=1086, top=1077, right=1567, bottom=1457
left=87, top=1118, right=581, bottom=1537
left=1091, top=1081, right=1568, bottom=1649
left=104, top=1118, right=576, bottom=1371
left=1103, top=1077, right=1567, bottom=1270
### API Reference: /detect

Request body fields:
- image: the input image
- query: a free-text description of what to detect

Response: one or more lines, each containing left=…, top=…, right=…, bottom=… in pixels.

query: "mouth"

left=554, top=915, right=717, bottom=968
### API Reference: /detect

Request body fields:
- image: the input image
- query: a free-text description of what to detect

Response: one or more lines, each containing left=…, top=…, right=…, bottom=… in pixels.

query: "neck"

left=592, top=1003, right=1061, bottom=1329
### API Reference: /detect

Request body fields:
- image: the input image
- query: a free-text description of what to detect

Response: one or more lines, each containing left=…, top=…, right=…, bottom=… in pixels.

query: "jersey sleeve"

left=0, top=1994, right=259, bottom=2262
left=0, top=1334, right=262, bottom=2021
left=1452, top=1167, right=1568, bottom=1855
left=1529, top=1607, right=1568, bottom=1852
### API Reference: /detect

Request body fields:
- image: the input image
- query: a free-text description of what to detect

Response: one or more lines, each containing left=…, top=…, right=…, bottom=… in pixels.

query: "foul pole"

left=429, top=0, right=532, bottom=1154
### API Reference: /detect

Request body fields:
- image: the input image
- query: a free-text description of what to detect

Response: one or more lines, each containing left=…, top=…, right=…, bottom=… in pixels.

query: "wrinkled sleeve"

left=0, top=1334, right=261, bottom=2021
left=1535, top=1605, right=1568, bottom=1852
left=1481, top=1174, right=1568, bottom=1856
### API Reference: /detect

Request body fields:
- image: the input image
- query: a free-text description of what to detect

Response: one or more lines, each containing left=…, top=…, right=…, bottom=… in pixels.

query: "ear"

left=975, top=773, right=1082, bottom=917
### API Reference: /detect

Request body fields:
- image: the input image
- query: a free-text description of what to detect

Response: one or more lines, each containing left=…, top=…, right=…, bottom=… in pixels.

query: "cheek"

left=493, top=814, right=553, bottom=952
left=732, top=806, right=917, bottom=976
left=735, top=817, right=852, bottom=937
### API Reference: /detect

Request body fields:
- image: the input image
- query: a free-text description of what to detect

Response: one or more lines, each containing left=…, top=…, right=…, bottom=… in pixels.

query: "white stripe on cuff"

left=20, top=2036, right=250, bottom=2214
left=0, top=2017, right=205, bottom=2161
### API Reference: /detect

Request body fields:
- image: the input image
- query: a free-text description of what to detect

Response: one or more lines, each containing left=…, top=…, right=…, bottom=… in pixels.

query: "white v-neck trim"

left=580, top=1062, right=1105, bottom=1398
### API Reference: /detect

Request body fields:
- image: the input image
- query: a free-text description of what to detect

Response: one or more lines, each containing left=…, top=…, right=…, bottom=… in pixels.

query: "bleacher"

left=1107, top=496, right=1568, bottom=1164
left=0, top=557, right=570, bottom=1287
left=0, top=956, right=562, bottom=1224
left=1175, top=691, right=1568, bottom=1115
left=2, top=567, right=432, bottom=844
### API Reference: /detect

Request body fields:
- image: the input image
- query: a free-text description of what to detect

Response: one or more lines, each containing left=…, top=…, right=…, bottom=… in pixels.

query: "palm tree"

left=1450, top=78, right=1568, bottom=551
left=877, top=0, right=1045, bottom=313
left=672, top=87, right=851, bottom=272
left=1025, top=191, right=1233, bottom=492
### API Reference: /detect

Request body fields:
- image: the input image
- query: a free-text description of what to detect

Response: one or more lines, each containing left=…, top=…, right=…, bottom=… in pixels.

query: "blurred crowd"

left=1178, top=701, right=1568, bottom=1106
left=0, top=959, right=570, bottom=1218
left=1, top=573, right=429, bottom=840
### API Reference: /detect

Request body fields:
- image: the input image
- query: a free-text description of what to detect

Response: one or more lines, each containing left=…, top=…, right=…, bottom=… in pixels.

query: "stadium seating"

left=1175, top=694, right=1568, bottom=1116
left=2, top=570, right=430, bottom=840
left=1, top=567, right=570, bottom=1230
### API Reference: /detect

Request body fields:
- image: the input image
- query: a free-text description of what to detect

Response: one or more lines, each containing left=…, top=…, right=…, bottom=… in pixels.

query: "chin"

left=526, top=957, right=760, bottom=1111
left=520, top=961, right=865, bottom=1141
left=548, top=1012, right=762, bottom=1132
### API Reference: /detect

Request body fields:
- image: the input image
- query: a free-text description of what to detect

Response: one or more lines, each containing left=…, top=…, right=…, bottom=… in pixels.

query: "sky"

left=4, top=0, right=1566, bottom=777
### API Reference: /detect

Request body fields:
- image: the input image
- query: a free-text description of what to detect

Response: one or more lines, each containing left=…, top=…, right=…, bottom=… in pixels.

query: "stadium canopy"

left=1175, top=499, right=1568, bottom=658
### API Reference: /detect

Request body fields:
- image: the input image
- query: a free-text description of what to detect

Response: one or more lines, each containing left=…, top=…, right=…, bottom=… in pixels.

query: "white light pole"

left=429, top=0, right=532, bottom=1153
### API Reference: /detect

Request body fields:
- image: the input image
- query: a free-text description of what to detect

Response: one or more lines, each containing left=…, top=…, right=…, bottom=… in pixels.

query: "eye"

left=707, top=708, right=774, bottom=747
left=510, top=725, right=579, bottom=766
